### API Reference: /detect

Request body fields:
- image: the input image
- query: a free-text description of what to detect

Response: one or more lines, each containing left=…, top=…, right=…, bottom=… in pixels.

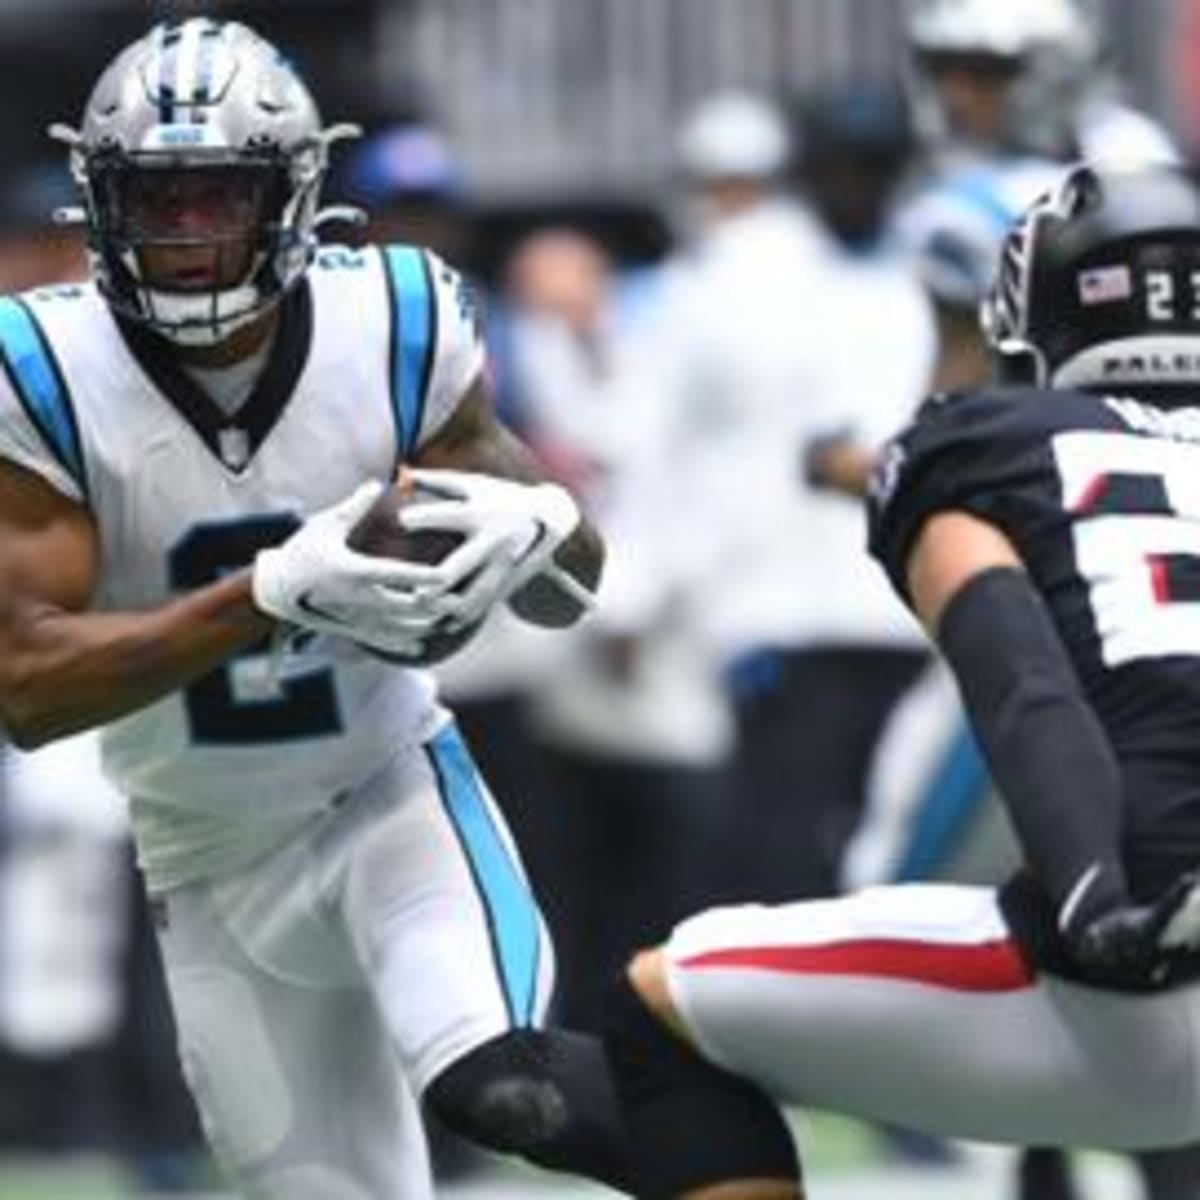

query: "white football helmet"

left=51, top=19, right=359, bottom=346
left=907, top=0, right=1098, bottom=158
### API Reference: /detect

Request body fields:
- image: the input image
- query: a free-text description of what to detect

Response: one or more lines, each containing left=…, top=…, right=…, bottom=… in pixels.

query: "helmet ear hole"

left=993, top=344, right=1041, bottom=385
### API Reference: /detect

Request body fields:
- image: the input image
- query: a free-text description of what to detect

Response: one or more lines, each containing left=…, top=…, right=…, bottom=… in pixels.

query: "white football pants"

left=153, top=722, right=555, bottom=1199
left=665, top=883, right=1200, bottom=1151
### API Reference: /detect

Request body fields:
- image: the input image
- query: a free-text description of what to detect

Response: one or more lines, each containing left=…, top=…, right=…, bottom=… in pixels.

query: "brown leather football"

left=346, top=476, right=478, bottom=666
left=346, top=477, right=464, bottom=566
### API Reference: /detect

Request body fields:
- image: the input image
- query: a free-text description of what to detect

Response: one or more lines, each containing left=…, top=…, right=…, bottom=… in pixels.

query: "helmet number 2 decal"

left=1143, top=269, right=1200, bottom=321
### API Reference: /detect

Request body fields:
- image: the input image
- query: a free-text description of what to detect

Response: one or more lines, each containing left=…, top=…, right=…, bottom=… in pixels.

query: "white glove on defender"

left=252, top=482, right=453, bottom=658
left=401, top=469, right=592, bottom=629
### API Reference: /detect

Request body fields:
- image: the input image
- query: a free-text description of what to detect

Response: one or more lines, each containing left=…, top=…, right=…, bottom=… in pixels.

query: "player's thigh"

left=155, top=883, right=432, bottom=1200
left=342, top=721, right=556, bottom=1095
left=663, top=884, right=1200, bottom=1150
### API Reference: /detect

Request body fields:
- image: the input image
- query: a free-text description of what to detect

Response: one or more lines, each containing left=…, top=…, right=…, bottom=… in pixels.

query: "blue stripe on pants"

left=429, top=724, right=540, bottom=1025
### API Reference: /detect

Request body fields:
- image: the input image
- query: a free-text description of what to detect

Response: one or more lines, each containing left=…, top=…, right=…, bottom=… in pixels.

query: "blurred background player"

left=498, top=223, right=735, bottom=1036
left=639, top=88, right=847, bottom=908
left=0, top=735, right=130, bottom=1160
left=341, top=118, right=474, bottom=267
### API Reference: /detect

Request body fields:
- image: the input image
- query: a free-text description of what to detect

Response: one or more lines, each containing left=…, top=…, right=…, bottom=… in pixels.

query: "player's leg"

left=341, top=720, right=632, bottom=1191
left=154, top=863, right=432, bottom=1199
left=606, top=948, right=803, bottom=1198
left=608, top=884, right=1200, bottom=1193
left=1136, top=1141, right=1200, bottom=1200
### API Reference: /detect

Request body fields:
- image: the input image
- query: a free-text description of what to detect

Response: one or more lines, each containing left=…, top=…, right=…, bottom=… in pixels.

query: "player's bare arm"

left=414, top=373, right=605, bottom=626
left=904, top=508, right=1021, bottom=630
left=0, top=458, right=271, bottom=749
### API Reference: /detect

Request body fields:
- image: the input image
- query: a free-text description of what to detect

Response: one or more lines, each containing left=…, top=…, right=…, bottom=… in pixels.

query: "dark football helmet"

left=50, top=19, right=359, bottom=346
left=982, top=164, right=1200, bottom=392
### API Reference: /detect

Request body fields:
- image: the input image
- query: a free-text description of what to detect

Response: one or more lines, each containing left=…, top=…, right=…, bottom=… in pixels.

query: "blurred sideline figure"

left=498, top=225, right=735, bottom=1035
left=906, top=0, right=1176, bottom=173
left=341, top=119, right=472, bottom=264
left=0, top=734, right=128, bottom=1155
left=776, top=84, right=935, bottom=908
left=606, top=158, right=1200, bottom=1200
left=646, top=88, right=863, bottom=908
left=843, top=2, right=1187, bottom=1196
left=0, top=164, right=87, bottom=294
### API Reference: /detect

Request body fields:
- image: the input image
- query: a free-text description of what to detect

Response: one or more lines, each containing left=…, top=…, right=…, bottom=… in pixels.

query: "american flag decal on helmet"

left=1078, top=265, right=1133, bottom=306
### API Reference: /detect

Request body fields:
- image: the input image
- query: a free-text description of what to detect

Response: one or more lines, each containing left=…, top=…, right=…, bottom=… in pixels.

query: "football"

left=346, top=475, right=479, bottom=666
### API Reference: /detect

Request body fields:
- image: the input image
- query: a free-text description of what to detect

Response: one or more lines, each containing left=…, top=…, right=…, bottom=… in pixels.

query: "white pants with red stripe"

left=663, top=884, right=1200, bottom=1151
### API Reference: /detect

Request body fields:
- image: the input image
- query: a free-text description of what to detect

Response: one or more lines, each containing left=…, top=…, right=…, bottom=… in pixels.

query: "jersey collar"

left=114, top=281, right=313, bottom=473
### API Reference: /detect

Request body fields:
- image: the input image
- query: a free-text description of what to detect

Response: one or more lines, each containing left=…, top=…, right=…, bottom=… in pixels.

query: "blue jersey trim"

left=428, top=724, right=541, bottom=1026
left=0, top=297, right=85, bottom=493
left=945, top=170, right=1023, bottom=233
left=894, top=724, right=990, bottom=881
left=382, top=245, right=436, bottom=460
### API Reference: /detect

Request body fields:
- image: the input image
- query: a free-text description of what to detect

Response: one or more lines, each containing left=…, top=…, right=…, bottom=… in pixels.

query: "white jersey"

left=0, top=244, right=484, bottom=890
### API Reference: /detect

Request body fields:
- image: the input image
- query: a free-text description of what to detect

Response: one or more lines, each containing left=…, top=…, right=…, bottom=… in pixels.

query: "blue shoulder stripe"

left=0, top=298, right=86, bottom=492
left=382, top=245, right=437, bottom=460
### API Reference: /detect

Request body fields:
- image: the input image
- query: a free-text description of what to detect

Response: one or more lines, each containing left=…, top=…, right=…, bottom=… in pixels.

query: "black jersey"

left=869, top=385, right=1200, bottom=899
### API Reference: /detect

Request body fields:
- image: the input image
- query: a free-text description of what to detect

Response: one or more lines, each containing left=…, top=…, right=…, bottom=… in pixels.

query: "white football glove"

left=400, top=468, right=592, bottom=629
left=251, top=482, right=457, bottom=658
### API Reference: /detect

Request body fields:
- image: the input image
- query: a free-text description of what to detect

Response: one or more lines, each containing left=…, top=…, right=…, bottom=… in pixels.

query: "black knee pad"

left=604, top=966, right=801, bottom=1197
left=425, top=1027, right=631, bottom=1192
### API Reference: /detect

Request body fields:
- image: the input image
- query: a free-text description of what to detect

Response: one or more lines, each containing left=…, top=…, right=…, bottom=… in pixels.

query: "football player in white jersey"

left=0, top=18, right=633, bottom=1199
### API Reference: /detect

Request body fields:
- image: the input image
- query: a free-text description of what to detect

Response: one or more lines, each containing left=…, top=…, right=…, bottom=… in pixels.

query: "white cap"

left=675, top=91, right=789, bottom=180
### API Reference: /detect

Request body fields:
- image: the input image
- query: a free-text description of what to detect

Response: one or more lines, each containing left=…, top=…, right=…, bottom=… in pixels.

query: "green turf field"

left=0, top=1114, right=1147, bottom=1199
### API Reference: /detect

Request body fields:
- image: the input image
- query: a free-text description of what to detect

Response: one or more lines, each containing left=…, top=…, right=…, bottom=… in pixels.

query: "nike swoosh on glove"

left=251, top=481, right=461, bottom=658
left=1060, top=863, right=1200, bottom=990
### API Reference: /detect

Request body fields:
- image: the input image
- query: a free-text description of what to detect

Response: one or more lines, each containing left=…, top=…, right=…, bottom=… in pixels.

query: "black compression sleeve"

left=937, top=567, right=1129, bottom=918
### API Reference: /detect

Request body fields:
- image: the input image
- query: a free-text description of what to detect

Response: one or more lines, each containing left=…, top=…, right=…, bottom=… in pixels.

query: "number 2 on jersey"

left=1055, top=429, right=1200, bottom=666
left=169, top=517, right=343, bottom=744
